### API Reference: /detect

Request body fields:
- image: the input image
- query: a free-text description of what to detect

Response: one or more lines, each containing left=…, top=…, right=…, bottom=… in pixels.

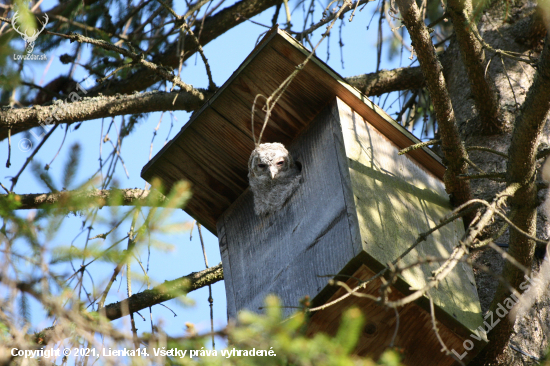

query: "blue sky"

left=0, top=0, right=416, bottom=348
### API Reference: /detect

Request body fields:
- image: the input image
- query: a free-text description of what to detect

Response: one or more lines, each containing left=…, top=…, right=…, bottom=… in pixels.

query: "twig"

left=466, top=146, right=508, bottom=159
left=197, top=223, right=215, bottom=349
left=154, top=0, right=216, bottom=91
left=398, top=139, right=441, bottom=155
left=395, top=89, right=420, bottom=125
left=469, top=199, right=548, bottom=245
left=253, top=0, right=360, bottom=145
left=509, top=345, right=540, bottom=361
left=458, top=172, right=506, bottom=181
left=0, top=182, right=10, bottom=194
left=309, top=204, right=476, bottom=312
left=127, top=212, right=140, bottom=349
left=6, top=128, right=11, bottom=168
left=47, top=30, right=205, bottom=97
left=463, top=156, right=485, bottom=174
left=472, top=222, right=509, bottom=249
left=179, top=22, right=216, bottom=91
left=384, top=4, right=411, bottom=52
left=500, top=56, right=520, bottom=110
left=389, top=307, right=399, bottom=348
left=9, top=124, right=59, bottom=191
left=471, top=25, right=535, bottom=64
left=383, top=184, right=520, bottom=308
left=290, top=0, right=372, bottom=37
left=327, top=280, right=379, bottom=302
left=428, top=294, right=461, bottom=364
left=426, top=13, right=448, bottom=28
left=488, top=241, right=529, bottom=274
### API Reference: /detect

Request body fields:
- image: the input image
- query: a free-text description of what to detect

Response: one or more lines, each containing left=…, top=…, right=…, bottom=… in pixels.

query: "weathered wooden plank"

left=207, top=47, right=310, bottom=145
left=142, top=161, right=218, bottom=233
left=178, top=118, right=250, bottom=193
left=270, top=32, right=445, bottom=179
left=241, top=47, right=330, bottom=116
left=221, top=102, right=355, bottom=318
left=210, top=88, right=295, bottom=147
left=227, top=73, right=306, bottom=141
left=162, top=143, right=234, bottom=207
left=192, top=108, right=255, bottom=164
left=336, top=99, right=482, bottom=334
left=209, top=39, right=337, bottom=147
left=307, top=265, right=468, bottom=366
left=328, top=99, right=363, bottom=257
left=212, top=59, right=325, bottom=145
left=216, top=216, right=237, bottom=318
left=142, top=28, right=446, bottom=235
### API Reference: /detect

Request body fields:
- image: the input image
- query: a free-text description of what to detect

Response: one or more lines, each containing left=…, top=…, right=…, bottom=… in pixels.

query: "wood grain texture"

left=272, top=32, right=445, bottom=178
left=139, top=28, right=484, bottom=360
left=328, top=99, right=363, bottom=258
left=217, top=96, right=484, bottom=362
left=141, top=28, right=444, bottom=235
left=307, top=265, right=470, bottom=366
left=217, top=218, right=237, bottom=318
left=335, top=98, right=482, bottom=334
left=221, top=102, right=355, bottom=318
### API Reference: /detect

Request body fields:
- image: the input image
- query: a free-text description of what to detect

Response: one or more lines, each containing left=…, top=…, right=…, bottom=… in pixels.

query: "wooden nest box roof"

left=141, top=28, right=444, bottom=234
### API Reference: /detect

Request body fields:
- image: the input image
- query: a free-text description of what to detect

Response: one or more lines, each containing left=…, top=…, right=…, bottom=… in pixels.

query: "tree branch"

left=447, top=0, right=503, bottom=133
left=473, top=26, right=550, bottom=366
left=395, top=0, right=474, bottom=225
left=101, top=262, right=223, bottom=320
left=3, top=66, right=427, bottom=140
left=345, top=66, right=424, bottom=96
left=89, top=0, right=284, bottom=96
left=35, top=263, right=224, bottom=344
left=0, top=90, right=209, bottom=141
left=0, top=188, right=167, bottom=210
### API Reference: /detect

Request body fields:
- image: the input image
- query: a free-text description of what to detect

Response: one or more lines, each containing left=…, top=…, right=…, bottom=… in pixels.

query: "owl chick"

left=248, top=142, right=302, bottom=216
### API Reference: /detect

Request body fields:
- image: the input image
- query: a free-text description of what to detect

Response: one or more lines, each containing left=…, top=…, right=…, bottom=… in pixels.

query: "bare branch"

left=1, top=65, right=430, bottom=141
left=88, top=0, right=284, bottom=96
left=474, top=27, right=550, bottom=364
left=447, top=0, right=503, bottom=133
left=345, top=66, right=424, bottom=96
left=101, top=261, right=223, bottom=320
left=458, top=172, right=506, bottom=181
left=0, top=91, right=209, bottom=140
left=398, top=139, right=441, bottom=155
left=35, top=263, right=224, bottom=344
left=395, top=0, right=473, bottom=224
left=0, top=188, right=168, bottom=210
left=48, top=31, right=203, bottom=94
left=466, top=146, right=508, bottom=159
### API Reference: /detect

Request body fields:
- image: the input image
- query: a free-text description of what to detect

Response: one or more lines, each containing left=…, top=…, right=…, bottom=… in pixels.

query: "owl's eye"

left=258, top=163, right=267, bottom=168
left=276, top=161, right=284, bottom=166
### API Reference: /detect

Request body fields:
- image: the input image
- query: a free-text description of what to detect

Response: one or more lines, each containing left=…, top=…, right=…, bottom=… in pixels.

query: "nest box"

left=142, top=28, right=486, bottom=365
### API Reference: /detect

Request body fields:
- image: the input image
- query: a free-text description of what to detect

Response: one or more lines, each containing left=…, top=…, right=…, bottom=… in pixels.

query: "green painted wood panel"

left=335, top=98, right=483, bottom=334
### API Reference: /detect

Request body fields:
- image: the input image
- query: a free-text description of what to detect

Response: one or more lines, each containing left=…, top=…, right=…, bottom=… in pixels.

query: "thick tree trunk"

left=442, top=1, right=550, bottom=364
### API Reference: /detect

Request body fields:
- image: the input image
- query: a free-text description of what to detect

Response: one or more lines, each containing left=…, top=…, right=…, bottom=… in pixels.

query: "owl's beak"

left=270, top=167, right=277, bottom=179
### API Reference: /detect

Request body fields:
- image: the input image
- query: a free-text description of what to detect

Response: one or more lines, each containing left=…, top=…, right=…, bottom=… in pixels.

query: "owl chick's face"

left=248, top=143, right=294, bottom=180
